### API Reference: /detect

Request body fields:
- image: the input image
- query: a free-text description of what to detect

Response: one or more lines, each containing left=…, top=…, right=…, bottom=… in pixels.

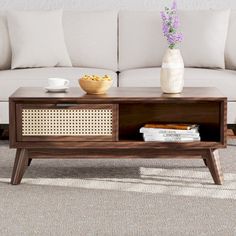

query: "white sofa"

left=0, top=10, right=236, bottom=125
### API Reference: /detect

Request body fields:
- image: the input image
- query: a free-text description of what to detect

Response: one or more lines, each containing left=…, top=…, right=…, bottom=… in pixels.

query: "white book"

left=140, top=127, right=199, bottom=135
left=143, top=133, right=200, bottom=138
left=143, top=137, right=200, bottom=142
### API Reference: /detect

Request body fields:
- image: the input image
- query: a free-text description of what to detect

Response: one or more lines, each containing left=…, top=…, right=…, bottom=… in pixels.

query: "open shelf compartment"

left=118, top=102, right=225, bottom=147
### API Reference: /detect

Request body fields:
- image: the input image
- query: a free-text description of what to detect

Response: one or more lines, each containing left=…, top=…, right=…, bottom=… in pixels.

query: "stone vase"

left=160, top=48, right=184, bottom=93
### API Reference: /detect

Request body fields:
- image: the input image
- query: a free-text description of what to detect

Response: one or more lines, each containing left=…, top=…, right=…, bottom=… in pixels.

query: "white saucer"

left=45, top=86, right=69, bottom=93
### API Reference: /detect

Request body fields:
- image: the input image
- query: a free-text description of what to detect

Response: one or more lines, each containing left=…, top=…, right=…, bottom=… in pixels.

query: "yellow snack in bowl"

left=81, top=74, right=112, bottom=81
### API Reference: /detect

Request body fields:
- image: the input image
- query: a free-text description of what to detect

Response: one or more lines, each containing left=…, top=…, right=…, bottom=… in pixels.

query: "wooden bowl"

left=79, top=79, right=113, bottom=94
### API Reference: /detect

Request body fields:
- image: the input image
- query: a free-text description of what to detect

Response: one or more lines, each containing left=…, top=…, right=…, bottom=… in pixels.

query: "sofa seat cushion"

left=119, top=68, right=236, bottom=101
left=0, top=67, right=117, bottom=101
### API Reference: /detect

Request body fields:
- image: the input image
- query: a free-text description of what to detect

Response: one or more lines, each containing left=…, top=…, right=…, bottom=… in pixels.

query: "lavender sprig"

left=160, top=0, right=183, bottom=49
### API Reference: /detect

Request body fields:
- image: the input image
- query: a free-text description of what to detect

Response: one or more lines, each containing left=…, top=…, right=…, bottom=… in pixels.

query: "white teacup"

left=48, top=78, right=70, bottom=88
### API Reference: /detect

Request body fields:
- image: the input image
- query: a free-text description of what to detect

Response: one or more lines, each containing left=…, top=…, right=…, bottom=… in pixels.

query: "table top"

left=10, top=87, right=226, bottom=102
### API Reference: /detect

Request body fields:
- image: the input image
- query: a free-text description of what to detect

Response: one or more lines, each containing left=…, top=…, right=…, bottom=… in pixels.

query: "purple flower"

left=173, top=15, right=180, bottom=28
left=162, top=24, right=169, bottom=36
left=172, top=0, right=177, bottom=10
left=160, top=11, right=166, bottom=21
left=160, top=0, right=183, bottom=49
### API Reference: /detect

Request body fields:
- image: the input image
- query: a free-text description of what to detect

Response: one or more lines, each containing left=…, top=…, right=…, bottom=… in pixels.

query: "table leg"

left=28, top=158, right=32, bottom=167
left=231, top=125, right=236, bottom=135
left=11, top=148, right=29, bottom=185
left=205, top=149, right=224, bottom=185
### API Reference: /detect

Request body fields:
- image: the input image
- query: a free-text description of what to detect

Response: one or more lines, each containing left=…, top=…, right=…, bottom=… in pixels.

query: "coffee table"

left=9, top=87, right=227, bottom=185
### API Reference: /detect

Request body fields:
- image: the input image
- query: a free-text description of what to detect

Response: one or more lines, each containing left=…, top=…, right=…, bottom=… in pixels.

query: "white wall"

left=0, top=0, right=235, bottom=10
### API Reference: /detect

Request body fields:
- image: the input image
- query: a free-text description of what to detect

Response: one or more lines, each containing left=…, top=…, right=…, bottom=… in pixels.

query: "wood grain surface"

left=9, top=87, right=227, bottom=185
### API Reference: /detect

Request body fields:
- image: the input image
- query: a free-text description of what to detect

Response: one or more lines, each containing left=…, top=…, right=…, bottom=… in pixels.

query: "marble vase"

left=160, top=48, right=184, bottom=93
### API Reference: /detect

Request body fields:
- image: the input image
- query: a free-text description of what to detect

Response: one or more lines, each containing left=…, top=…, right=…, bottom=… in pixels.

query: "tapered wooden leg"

left=11, top=149, right=28, bottom=185
left=205, top=149, right=224, bottom=185
left=28, top=158, right=32, bottom=167
left=203, top=158, right=207, bottom=167
left=232, top=126, right=236, bottom=136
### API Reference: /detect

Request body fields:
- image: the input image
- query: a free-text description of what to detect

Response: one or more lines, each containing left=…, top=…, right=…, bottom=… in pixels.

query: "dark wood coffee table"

left=9, top=87, right=227, bottom=185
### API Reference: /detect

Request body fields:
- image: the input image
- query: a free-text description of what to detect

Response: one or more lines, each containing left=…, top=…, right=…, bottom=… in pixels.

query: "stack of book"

left=140, top=123, right=200, bottom=142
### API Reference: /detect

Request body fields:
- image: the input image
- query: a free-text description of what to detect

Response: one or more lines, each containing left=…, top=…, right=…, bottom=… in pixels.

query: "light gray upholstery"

left=0, top=67, right=117, bottom=101
left=0, top=67, right=117, bottom=124
left=0, top=10, right=236, bottom=125
left=63, top=11, right=118, bottom=71
left=119, top=68, right=236, bottom=100
left=119, top=67, right=236, bottom=123
left=225, top=11, right=236, bottom=70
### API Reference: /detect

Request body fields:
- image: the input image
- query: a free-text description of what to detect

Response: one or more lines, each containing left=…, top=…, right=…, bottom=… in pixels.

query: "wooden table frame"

left=9, top=87, right=227, bottom=185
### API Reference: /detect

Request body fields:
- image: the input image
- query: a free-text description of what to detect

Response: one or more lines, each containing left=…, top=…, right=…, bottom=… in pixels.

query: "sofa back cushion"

left=7, top=9, right=72, bottom=69
left=225, top=11, right=236, bottom=70
left=0, top=10, right=118, bottom=71
left=119, top=11, right=166, bottom=71
left=179, top=10, right=230, bottom=69
left=119, top=10, right=230, bottom=71
left=0, top=12, right=11, bottom=70
left=63, top=11, right=118, bottom=71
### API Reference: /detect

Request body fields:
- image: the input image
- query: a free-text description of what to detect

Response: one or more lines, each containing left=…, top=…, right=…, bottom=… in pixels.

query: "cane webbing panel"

left=22, top=109, right=113, bottom=136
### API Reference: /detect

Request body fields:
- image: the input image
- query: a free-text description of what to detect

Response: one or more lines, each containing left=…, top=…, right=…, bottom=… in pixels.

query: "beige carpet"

left=0, top=140, right=236, bottom=236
